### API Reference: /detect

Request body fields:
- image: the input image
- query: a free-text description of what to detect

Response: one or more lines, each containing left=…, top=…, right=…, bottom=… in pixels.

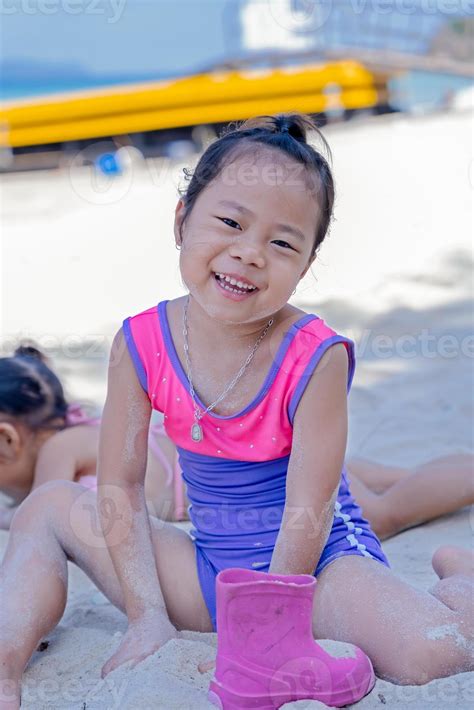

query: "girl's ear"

left=0, top=423, right=21, bottom=462
left=173, top=199, right=186, bottom=248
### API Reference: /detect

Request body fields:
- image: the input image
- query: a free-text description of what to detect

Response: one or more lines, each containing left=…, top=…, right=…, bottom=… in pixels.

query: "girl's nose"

left=228, top=237, right=265, bottom=269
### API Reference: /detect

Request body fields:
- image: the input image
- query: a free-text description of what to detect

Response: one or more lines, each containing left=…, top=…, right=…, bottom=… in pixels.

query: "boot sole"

left=208, top=666, right=376, bottom=709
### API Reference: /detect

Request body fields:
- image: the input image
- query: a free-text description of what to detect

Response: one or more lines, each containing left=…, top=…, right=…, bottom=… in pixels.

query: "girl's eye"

left=218, top=218, right=295, bottom=251
left=272, top=240, right=295, bottom=251
left=219, top=217, right=241, bottom=230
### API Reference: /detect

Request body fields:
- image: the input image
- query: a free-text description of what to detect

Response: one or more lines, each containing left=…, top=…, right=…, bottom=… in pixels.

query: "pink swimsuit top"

left=123, top=300, right=355, bottom=460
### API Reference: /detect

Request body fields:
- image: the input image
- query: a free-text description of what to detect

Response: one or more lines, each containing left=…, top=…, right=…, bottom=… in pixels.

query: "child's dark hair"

left=178, top=112, right=334, bottom=260
left=0, top=345, right=69, bottom=430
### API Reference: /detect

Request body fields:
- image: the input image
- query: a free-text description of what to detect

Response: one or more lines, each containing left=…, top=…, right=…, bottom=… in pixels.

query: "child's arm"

left=97, top=327, right=177, bottom=676
left=269, top=343, right=349, bottom=576
left=31, top=429, right=80, bottom=489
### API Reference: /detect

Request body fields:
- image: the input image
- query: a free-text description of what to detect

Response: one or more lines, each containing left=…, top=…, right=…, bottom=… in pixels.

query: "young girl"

left=1, top=113, right=473, bottom=708
left=1, top=347, right=471, bottom=538
left=0, top=346, right=186, bottom=528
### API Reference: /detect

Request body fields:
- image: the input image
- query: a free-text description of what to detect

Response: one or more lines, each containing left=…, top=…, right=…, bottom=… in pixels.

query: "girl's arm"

left=31, top=430, right=79, bottom=489
left=269, top=343, right=349, bottom=576
left=98, top=328, right=176, bottom=675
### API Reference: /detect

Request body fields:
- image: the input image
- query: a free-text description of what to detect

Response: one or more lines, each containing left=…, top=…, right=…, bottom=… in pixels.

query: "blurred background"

left=0, top=1, right=472, bottom=461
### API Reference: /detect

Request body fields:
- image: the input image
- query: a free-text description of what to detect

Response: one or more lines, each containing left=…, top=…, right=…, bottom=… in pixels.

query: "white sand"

left=0, top=106, right=473, bottom=708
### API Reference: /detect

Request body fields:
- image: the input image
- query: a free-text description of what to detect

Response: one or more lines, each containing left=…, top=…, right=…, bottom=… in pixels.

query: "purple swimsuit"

left=124, top=300, right=390, bottom=630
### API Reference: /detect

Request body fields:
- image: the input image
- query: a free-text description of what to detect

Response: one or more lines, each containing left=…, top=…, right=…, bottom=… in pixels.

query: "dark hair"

left=0, top=344, right=69, bottom=430
left=178, top=112, right=335, bottom=260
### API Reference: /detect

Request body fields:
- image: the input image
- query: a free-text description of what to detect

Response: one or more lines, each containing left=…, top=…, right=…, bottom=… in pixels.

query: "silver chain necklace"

left=182, top=294, right=274, bottom=442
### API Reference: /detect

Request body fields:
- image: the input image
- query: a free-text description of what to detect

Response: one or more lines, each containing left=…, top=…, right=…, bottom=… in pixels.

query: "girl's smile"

left=212, top=271, right=259, bottom=301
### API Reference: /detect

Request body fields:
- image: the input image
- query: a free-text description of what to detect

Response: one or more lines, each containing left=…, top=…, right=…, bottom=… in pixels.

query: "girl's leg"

left=429, top=545, right=474, bottom=616
left=347, top=454, right=474, bottom=539
left=311, top=549, right=474, bottom=685
left=346, top=456, right=410, bottom=493
left=0, top=481, right=212, bottom=708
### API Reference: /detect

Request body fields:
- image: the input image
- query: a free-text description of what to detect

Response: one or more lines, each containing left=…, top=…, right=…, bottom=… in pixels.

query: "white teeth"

left=222, top=283, right=241, bottom=293
left=216, top=273, right=256, bottom=291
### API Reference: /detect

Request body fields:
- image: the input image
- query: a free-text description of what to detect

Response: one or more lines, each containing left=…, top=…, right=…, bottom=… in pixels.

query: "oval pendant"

left=191, top=422, right=203, bottom=442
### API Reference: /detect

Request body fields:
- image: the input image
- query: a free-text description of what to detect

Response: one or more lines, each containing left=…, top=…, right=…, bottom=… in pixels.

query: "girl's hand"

left=101, top=613, right=178, bottom=678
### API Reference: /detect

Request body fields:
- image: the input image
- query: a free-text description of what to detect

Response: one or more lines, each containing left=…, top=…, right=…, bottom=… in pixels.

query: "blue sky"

left=1, top=1, right=470, bottom=101
left=1, top=0, right=241, bottom=78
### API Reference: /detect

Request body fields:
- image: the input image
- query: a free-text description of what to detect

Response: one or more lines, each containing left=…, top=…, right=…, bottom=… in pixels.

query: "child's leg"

left=311, top=549, right=473, bottom=685
left=0, top=481, right=212, bottom=708
left=348, top=453, right=474, bottom=539
left=346, top=456, right=410, bottom=493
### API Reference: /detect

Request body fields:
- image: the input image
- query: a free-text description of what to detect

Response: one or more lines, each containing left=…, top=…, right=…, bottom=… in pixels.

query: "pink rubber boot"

left=208, top=568, right=375, bottom=709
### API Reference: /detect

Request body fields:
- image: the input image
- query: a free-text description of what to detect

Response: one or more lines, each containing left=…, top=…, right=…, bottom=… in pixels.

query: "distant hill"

left=0, top=58, right=175, bottom=100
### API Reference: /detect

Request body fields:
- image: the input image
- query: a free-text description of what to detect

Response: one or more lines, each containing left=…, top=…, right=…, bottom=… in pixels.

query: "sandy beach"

left=0, top=106, right=473, bottom=708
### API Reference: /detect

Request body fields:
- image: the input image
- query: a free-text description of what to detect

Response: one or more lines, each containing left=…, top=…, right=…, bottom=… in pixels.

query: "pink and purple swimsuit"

left=124, top=300, right=390, bottom=630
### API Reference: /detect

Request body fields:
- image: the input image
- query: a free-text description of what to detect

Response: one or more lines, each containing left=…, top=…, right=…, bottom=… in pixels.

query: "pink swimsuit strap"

left=65, top=402, right=101, bottom=428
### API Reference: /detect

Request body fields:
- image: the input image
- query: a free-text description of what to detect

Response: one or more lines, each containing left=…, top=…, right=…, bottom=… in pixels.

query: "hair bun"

left=231, top=113, right=311, bottom=144
left=275, top=115, right=306, bottom=142
left=14, top=344, right=47, bottom=363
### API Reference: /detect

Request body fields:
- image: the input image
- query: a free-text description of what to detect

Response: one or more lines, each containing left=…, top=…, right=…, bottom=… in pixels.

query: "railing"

left=203, top=0, right=473, bottom=77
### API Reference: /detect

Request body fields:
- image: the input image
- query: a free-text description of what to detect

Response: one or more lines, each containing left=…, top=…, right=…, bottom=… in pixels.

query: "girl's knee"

left=10, top=481, right=84, bottom=530
left=365, top=495, right=398, bottom=540
left=395, top=636, right=473, bottom=685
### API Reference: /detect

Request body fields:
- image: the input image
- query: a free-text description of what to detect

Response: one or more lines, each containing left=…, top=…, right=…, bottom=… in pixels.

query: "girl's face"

left=174, top=149, right=321, bottom=325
